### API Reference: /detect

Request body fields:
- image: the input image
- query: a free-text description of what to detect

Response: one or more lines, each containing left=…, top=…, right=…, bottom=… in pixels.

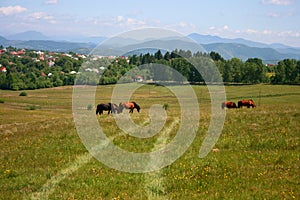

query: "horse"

left=118, top=101, right=140, bottom=113
left=238, top=99, right=256, bottom=108
left=96, top=103, right=119, bottom=115
left=221, top=101, right=237, bottom=109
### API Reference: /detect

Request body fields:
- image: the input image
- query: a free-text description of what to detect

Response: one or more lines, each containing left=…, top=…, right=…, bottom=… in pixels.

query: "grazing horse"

left=118, top=101, right=140, bottom=113
left=221, top=101, right=237, bottom=109
left=96, top=103, right=119, bottom=115
left=238, top=99, right=256, bottom=108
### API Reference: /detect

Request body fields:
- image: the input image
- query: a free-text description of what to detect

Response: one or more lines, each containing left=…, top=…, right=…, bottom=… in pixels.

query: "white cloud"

left=223, top=25, right=229, bottom=30
left=0, top=5, right=27, bottom=16
left=267, top=12, right=280, bottom=18
left=266, top=10, right=294, bottom=18
left=117, top=16, right=124, bottom=22
left=29, top=12, right=57, bottom=24
left=206, top=25, right=300, bottom=47
left=45, top=0, right=58, bottom=4
left=262, top=0, right=292, bottom=5
left=115, top=16, right=146, bottom=27
left=277, top=30, right=300, bottom=37
left=263, top=30, right=273, bottom=35
left=246, top=29, right=258, bottom=34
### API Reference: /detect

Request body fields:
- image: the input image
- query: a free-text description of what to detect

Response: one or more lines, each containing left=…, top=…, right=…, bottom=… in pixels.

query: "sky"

left=0, top=0, right=300, bottom=47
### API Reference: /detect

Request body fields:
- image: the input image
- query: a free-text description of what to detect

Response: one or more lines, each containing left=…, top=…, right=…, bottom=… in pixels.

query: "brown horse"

left=118, top=101, right=140, bottom=113
left=96, top=103, right=119, bottom=115
left=221, top=101, right=237, bottom=109
left=238, top=99, right=256, bottom=108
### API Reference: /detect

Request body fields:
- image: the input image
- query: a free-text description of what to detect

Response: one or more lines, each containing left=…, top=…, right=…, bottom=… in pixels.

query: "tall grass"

left=0, top=84, right=299, bottom=199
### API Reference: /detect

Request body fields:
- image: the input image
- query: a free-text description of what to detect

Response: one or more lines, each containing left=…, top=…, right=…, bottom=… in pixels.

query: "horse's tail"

left=233, top=102, right=237, bottom=108
left=221, top=102, right=225, bottom=109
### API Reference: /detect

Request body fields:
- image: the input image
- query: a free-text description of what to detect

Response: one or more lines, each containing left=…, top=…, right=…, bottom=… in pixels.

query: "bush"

left=25, top=105, right=41, bottom=110
left=87, top=104, right=93, bottom=110
left=26, top=105, right=37, bottom=110
left=162, top=103, right=169, bottom=110
left=19, top=91, right=27, bottom=96
left=0, top=99, right=4, bottom=103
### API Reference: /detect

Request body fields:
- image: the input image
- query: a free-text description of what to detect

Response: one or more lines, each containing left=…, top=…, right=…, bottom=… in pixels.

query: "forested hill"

left=0, top=46, right=299, bottom=91
left=1, top=34, right=300, bottom=62
left=202, top=43, right=298, bottom=62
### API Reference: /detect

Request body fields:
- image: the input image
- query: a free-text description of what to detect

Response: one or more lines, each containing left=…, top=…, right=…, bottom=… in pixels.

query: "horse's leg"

left=238, top=102, right=242, bottom=108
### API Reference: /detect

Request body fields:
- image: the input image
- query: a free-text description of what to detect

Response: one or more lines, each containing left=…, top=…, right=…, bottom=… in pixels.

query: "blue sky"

left=0, top=0, right=299, bottom=47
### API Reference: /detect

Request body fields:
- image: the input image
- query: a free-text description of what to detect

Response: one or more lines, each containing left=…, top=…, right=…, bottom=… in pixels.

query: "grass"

left=0, top=84, right=299, bottom=199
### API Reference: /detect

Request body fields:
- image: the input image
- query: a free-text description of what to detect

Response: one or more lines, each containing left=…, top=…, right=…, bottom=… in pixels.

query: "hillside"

left=202, top=43, right=298, bottom=62
left=1, top=32, right=300, bottom=61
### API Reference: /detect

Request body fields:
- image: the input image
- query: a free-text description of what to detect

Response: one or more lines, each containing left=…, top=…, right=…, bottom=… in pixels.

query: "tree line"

left=98, top=49, right=300, bottom=85
left=0, top=47, right=299, bottom=90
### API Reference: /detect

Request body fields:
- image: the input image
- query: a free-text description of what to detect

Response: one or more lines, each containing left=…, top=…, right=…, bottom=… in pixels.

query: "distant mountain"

left=91, top=37, right=205, bottom=56
left=6, top=31, right=50, bottom=41
left=51, top=35, right=108, bottom=44
left=0, top=36, right=95, bottom=53
left=202, top=43, right=300, bottom=62
left=1, top=31, right=300, bottom=62
left=189, top=33, right=270, bottom=48
left=4, top=31, right=108, bottom=45
left=0, top=36, right=8, bottom=43
left=188, top=33, right=298, bottom=49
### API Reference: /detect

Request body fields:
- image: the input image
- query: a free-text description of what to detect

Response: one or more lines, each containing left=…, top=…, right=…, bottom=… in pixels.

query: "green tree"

left=63, top=60, right=74, bottom=73
left=242, top=62, right=256, bottom=83
left=210, top=51, right=225, bottom=62
left=229, top=58, right=243, bottom=83
left=245, top=58, right=267, bottom=83
left=222, top=61, right=233, bottom=82
left=171, top=58, right=191, bottom=82
left=154, top=50, right=163, bottom=60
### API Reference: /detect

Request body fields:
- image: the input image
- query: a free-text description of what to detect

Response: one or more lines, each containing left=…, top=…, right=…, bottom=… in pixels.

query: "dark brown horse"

left=221, top=101, right=237, bottom=109
left=96, top=103, right=119, bottom=115
left=118, top=101, right=140, bottom=113
left=238, top=99, right=256, bottom=108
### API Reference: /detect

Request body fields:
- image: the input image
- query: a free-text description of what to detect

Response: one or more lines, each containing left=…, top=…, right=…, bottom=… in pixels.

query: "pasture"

left=0, top=84, right=299, bottom=199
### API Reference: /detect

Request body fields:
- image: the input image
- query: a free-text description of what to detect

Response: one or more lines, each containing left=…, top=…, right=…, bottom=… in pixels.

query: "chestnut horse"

left=221, top=101, right=237, bottom=109
left=238, top=99, right=256, bottom=108
left=118, top=101, right=140, bottom=113
left=96, top=103, right=119, bottom=115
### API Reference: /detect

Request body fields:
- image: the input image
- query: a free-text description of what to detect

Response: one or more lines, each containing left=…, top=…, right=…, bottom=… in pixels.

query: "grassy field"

left=0, top=84, right=299, bottom=199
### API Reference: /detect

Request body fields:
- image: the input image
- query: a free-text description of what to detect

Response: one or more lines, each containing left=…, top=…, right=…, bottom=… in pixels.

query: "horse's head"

left=249, top=99, right=256, bottom=108
left=133, top=102, right=140, bottom=112
left=136, top=105, right=140, bottom=112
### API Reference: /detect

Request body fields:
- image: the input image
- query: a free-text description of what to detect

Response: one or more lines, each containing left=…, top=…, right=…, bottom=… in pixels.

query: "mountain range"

left=1, top=31, right=300, bottom=63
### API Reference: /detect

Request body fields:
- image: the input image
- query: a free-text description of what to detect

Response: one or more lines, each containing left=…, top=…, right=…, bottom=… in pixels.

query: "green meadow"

left=0, top=84, right=299, bottom=199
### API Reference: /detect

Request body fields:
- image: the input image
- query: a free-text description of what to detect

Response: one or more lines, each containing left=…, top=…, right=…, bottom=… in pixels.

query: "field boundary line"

left=28, top=128, right=127, bottom=200
left=144, top=117, right=180, bottom=199
left=28, top=116, right=178, bottom=199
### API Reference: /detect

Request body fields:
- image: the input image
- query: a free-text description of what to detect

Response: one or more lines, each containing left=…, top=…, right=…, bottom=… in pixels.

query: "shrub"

left=87, top=104, right=93, bottom=110
left=26, top=105, right=37, bottom=110
left=162, top=103, right=169, bottom=110
left=19, top=91, right=27, bottom=96
left=0, top=99, right=4, bottom=103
